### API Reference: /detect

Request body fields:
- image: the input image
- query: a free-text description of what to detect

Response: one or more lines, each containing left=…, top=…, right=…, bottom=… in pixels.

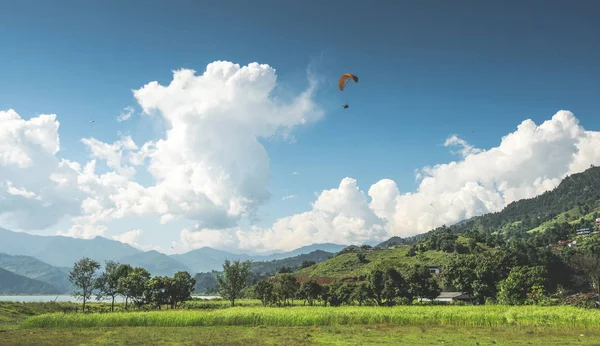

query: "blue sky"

left=1, top=0, right=600, bottom=254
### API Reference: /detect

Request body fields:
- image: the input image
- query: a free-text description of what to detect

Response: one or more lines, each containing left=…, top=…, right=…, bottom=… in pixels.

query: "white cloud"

left=1, top=60, right=323, bottom=242
left=444, top=134, right=483, bottom=157
left=3, top=59, right=600, bottom=256
left=117, top=106, right=135, bottom=122
left=112, top=228, right=142, bottom=246
left=180, top=110, right=600, bottom=253
left=282, top=194, right=297, bottom=200
left=292, top=171, right=299, bottom=175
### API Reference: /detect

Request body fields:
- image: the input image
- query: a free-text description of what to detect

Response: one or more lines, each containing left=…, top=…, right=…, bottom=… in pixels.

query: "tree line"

left=68, top=258, right=195, bottom=312
left=216, top=259, right=441, bottom=307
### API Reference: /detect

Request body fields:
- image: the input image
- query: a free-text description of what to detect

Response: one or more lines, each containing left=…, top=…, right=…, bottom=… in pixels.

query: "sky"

left=1, top=0, right=600, bottom=255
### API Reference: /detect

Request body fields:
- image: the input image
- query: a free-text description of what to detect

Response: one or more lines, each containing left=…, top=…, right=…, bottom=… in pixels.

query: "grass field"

left=3, top=324, right=600, bottom=345
left=4, top=301, right=600, bottom=345
left=21, top=305, right=600, bottom=329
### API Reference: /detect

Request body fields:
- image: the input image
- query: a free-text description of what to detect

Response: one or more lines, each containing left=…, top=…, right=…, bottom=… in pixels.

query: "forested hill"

left=0, top=267, right=62, bottom=294
left=450, top=166, right=600, bottom=236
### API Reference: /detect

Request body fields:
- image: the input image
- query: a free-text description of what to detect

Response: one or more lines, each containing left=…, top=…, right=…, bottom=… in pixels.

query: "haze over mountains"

left=0, top=227, right=346, bottom=294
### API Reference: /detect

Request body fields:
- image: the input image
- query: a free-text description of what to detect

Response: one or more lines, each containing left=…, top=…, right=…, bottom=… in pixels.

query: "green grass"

left=528, top=203, right=600, bottom=234
left=3, top=324, right=600, bottom=345
left=21, top=305, right=600, bottom=329
left=297, top=247, right=450, bottom=281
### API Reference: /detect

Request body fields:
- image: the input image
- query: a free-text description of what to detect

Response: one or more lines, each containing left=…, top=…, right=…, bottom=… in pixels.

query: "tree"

left=571, top=254, right=600, bottom=295
left=367, top=268, right=386, bottom=306
left=118, top=267, right=151, bottom=309
left=145, top=276, right=170, bottom=309
left=114, top=264, right=133, bottom=309
left=497, top=266, right=547, bottom=305
left=327, top=282, right=355, bottom=306
left=254, top=280, right=275, bottom=306
left=95, top=261, right=130, bottom=311
left=216, top=260, right=251, bottom=307
left=367, top=267, right=410, bottom=306
left=351, top=282, right=371, bottom=306
left=300, top=260, right=316, bottom=269
left=357, top=253, right=368, bottom=264
left=69, top=257, right=101, bottom=312
left=408, top=264, right=441, bottom=303
left=296, top=280, right=322, bottom=306
left=274, top=274, right=299, bottom=306
left=277, top=266, right=294, bottom=274
left=168, top=271, right=196, bottom=309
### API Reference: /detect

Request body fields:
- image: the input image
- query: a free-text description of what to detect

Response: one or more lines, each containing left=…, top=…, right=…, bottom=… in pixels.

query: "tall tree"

left=95, top=261, right=130, bottom=311
left=118, top=267, right=151, bottom=309
left=114, top=264, right=133, bottom=309
left=408, top=264, right=441, bottom=303
left=168, top=271, right=196, bottom=309
left=216, top=260, right=251, bottom=307
left=69, top=257, right=101, bottom=312
left=571, top=254, right=600, bottom=295
left=254, top=279, right=275, bottom=306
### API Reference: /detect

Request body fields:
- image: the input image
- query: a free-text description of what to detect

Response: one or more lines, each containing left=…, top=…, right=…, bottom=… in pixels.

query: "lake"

left=0, top=295, right=220, bottom=303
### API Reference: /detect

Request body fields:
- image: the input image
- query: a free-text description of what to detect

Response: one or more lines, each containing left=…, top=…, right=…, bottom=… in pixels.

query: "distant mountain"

left=171, top=247, right=252, bottom=274
left=0, top=267, right=61, bottom=295
left=0, top=228, right=141, bottom=268
left=174, top=243, right=346, bottom=273
left=256, top=243, right=347, bottom=261
left=117, top=250, right=191, bottom=277
left=0, top=253, right=72, bottom=293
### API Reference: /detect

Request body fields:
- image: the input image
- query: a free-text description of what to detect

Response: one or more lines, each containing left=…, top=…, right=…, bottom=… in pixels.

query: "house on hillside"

left=427, top=265, right=441, bottom=275
left=419, top=291, right=472, bottom=303
left=576, top=228, right=592, bottom=236
left=550, top=240, right=577, bottom=249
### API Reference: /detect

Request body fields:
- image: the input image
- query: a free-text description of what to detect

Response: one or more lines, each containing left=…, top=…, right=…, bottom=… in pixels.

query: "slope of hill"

left=0, top=228, right=141, bottom=268
left=173, top=243, right=346, bottom=273
left=117, top=251, right=191, bottom=277
left=0, top=253, right=72, bottom=293
left=251, top=250, right=333, bottom=274
left=451, top=166, right=600, bottom=235
left=0, top=268, right=61, bottom=294
left=193, top=250, right=335, bottom=293
left=296, top=246, right=451, bottom=283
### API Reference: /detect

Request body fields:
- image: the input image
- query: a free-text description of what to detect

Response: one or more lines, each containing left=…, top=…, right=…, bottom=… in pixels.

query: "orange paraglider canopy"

left=338, top=73, right=358, bottom=91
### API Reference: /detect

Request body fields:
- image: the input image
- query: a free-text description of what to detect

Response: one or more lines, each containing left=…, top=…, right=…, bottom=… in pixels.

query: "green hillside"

left=451, top=166, right=600, bottom=236
left=297, top=246, right=449, bottom=282
left=0, top=268, right=61, bottom=295
left=292, top=167, right=600, bottom=285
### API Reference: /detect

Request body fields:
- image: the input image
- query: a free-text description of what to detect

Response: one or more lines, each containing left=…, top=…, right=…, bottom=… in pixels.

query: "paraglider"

left=89, top=120, right=95, bottom=126
left=339, top=73, right=358, bottom=109
left=338, top=73, right=358, bottom=91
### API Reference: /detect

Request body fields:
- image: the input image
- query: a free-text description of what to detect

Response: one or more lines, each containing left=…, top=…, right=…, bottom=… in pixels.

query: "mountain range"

left=0, top=227, right=346, bottom=294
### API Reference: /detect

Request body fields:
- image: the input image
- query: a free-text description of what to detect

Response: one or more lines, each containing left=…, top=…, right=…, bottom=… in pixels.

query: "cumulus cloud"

left=3, top=59, right=600, bottom=255
left=117, top=106, right=135, bottom=122
left=282, top=194, right=297, bottom=200
left=1, top=60, right=323, bottom=241
left=0, top=110, right=82, bottom=230
left=180, top=110, right=600, bottom=253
